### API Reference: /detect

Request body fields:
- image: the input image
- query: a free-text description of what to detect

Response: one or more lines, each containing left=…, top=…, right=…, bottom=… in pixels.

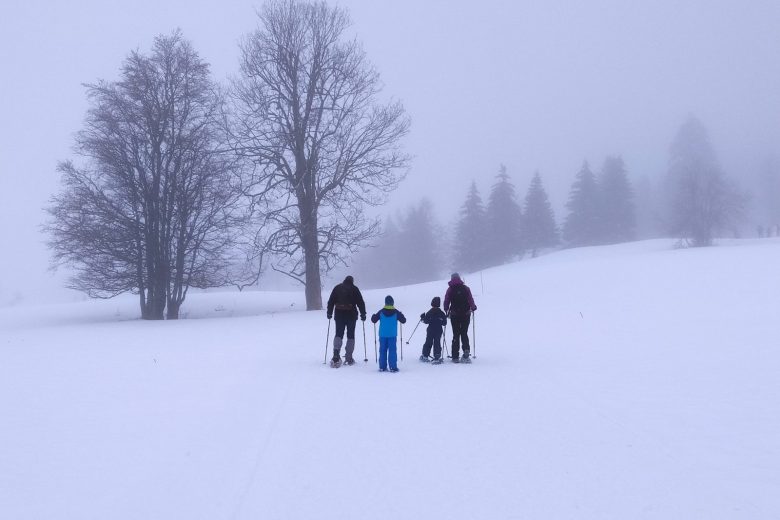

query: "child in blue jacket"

left=419, top=296, right=447, bottom=364
left=371, top=295, right=407, bottom=372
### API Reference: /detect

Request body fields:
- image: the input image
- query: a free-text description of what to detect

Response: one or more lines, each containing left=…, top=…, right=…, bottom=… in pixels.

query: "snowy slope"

left=1, top=239, right=779, bottom=520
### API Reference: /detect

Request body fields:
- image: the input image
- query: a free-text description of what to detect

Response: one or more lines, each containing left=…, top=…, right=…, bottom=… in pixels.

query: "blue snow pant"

left=378, top=337, right=398, bottom=370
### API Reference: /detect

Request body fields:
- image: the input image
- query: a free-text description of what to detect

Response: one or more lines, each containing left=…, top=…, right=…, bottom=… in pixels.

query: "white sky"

left=2, top=0, right=779, bottom=303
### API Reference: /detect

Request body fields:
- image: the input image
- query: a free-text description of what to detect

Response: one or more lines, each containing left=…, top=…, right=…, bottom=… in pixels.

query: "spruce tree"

left=351, top=217, right=401, bottom=288
left=562, top=161, right=600, bottom=247
left=454, top=181, right=488, bottom=272
left=598, top=156, right=636, bottom=244
left=522, top=171, right=559, bottom=257
left=396, top=200, right=440, bottom=284
left=350, top=200, right=440, bottom=288
left=485, top=165, right=523, bottom=265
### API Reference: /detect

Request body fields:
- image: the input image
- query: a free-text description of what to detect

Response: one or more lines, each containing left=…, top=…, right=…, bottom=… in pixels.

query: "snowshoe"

left=345, top=358, right=356, bottom=366
left=419, top=355, right=430, bottom=363
left=330, top=357, right=342, bottom=368
left=451, top=357, right=460, bottom=364
left=379, top=368, right=388, bottom=372
left=389, top=367, right=399, bottom=372
left=431, top=358, right=443, bottom=365
left=461, top=355, right=472, bottom=364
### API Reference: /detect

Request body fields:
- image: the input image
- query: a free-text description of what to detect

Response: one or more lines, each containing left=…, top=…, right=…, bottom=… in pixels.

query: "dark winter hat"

left=450, top=272, right=461, bottom=281
left=344, top=275, right=354, bottom=285
left=384, top=295, right=394, bottom=306
left=431, top=296, right=441, bottom=307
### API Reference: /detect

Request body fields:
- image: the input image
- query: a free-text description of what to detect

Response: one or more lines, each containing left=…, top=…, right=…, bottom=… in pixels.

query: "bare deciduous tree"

left=46, top=32, right=246, bottom=319
left=230, top=0, right=410, bottom=310
left=665, top=116, right=745, bottom=247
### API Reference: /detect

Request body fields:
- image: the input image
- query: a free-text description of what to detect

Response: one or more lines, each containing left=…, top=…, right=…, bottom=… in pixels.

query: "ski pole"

left=362, top=321, right=368, bottom=362
left=405, top=319, right=422, bottom=344
left=472, top=312, right=476, bottom=359
left=400, top=323, right=403, bottom=362
left=324, top=317, right=331, bottom=364
left=443, top=326, right=450, bottom=358
left=373, top=322, right=378, bottom=363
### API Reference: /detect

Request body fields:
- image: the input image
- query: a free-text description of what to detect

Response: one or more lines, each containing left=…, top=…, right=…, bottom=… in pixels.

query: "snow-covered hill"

left=2, top=239, right=779, bottom=519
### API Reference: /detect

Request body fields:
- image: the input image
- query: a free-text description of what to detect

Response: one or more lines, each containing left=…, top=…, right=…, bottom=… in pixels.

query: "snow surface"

left=1, top=239, right=779, bottom=519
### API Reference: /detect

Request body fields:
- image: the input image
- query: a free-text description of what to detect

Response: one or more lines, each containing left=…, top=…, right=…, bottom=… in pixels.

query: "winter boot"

left=419, top=355, right=430, bottom=363
left=389, top=367, right=400, bottom=372
left=330, top=338, right=342, bottom=368
left=462, top=351, right=471, bottom=364
left=431, top=357, right=443, bottom=365
left=345, top=338, right=356, bottom=365
left=451, top=357, right=460, bottom=364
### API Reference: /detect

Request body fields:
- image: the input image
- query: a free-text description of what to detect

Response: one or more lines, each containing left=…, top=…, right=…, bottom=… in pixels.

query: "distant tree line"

left=350, top=115, right=753, bottom=288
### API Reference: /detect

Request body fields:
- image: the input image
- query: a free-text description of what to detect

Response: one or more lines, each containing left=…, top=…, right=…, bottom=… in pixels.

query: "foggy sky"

left=2, top=0, right=779, bottom=303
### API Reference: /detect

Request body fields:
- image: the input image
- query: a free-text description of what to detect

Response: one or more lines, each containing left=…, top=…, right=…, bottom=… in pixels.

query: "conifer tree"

left=395, top=200, right=440, bottom=284
left=522, top=171, right=559, bottom=257
left=485, top=165, right=523, bottom=264
left=349, top=200, right=440, bottom=288
left=351, top=217, right=401, bottom=288
left=633, top=175, right=663, bottom=239
left=598, top=156, right=636, bottom=244
left=454, top=181, right=488, bottom=272
left=562, top=161, right=600, bottom=247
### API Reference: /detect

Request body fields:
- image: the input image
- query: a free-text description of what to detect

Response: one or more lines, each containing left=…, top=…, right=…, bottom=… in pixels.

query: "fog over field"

left=1, top=0, right=779, bottom=303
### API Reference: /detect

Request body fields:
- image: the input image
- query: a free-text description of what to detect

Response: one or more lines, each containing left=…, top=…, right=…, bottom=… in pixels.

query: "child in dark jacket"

left=420, top=296, right=447, bottom=364
left=370, top=295, right=407, bottom=372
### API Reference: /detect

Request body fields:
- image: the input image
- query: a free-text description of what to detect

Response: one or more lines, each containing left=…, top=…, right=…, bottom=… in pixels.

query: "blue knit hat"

left=384, top=295, right=394, bottom=306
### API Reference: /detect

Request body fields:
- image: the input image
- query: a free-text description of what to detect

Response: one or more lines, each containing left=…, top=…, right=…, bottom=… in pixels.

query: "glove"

left=471, top=305, right=477, bottom=312
left=327, top=313, right=332, bottom=320
left=420, top=313, right=426, bottom=320
left=360, top=314, right=366, bottom=321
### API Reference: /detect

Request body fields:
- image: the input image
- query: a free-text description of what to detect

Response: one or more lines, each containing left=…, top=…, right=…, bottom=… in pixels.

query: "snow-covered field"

left=2, top=239, right=779, bottom=519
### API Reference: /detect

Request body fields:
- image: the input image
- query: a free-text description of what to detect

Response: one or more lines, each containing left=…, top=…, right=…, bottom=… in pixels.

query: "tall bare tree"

left=665, top=116, right=745, bottom=247
left=46, top=32, right=245, bottom=319
left=230, top=0, right=410, bottom=310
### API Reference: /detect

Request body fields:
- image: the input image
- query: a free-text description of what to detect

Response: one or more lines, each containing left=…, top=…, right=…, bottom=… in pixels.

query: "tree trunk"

left=300, top=203, right=323, bottom=310
left=304, top=260, right=322, bottom=310
left=167, top=301, right=180, bottom=320
left=143, top=273, right=167, bottom=320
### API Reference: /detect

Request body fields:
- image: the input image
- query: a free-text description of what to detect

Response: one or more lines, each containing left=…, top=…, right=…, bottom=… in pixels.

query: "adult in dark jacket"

left=443, top=273, right=477, bottom=363
left=420, top=296, right=447, bottom=364
left=326, top=275, right=367, bottom=366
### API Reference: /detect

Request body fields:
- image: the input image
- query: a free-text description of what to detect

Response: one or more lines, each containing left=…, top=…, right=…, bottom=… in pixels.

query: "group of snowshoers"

left=325, top=273, right=478, bottom=371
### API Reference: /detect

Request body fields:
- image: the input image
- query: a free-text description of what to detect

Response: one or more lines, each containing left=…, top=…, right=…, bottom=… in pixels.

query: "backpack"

left=450, top=284, right=470, bottom=313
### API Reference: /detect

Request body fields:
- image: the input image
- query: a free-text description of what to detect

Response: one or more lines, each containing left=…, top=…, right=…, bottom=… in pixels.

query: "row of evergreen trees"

left=349, top=159, right=637, bottom=287
left=348, top=166, right=551, bottom=286
left=349, top=116, right=753, bottom=288
left=454, top=166, right=558, bottom=271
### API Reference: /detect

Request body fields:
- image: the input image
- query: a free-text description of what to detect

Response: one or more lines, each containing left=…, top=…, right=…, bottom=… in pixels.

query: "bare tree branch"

left=229, top=0, right=410, bottom=310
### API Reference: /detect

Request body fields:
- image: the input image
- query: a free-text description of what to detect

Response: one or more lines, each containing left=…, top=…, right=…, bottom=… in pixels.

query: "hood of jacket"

left=448, top=277, right=464, bottom=288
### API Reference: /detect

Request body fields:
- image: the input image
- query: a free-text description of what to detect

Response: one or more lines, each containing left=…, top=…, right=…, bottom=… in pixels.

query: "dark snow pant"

left=422, top=328, right=442, bottom=359
left=334, top=312, right=357, bottom=361
left=449, top=314, right=471, bottom=359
